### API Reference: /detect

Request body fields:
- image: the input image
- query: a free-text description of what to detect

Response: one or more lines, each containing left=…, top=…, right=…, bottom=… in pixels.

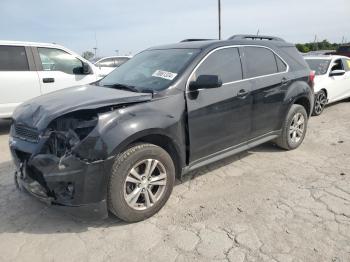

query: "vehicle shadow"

left=0, top=142, right=282, bottom=235
left=0, top=119, right=11, bottom=135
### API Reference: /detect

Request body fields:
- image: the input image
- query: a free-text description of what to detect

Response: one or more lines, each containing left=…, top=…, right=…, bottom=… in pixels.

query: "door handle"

left=237, top=89, right=249, bottom=98
left=43, top=78, right=55, bottom=83
left=281, top=77, right=290, bottom=85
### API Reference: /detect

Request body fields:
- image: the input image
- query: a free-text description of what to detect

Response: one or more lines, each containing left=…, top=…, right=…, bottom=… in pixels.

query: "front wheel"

left=312, top=90, right=327, bottom=116
left=108, top=143, right=175, bottom=222
left=275, top=104, right=308, bottom=150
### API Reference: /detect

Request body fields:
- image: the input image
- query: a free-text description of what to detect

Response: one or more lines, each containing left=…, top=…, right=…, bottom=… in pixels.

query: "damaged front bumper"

left=9, top=134, right=113, bottom=220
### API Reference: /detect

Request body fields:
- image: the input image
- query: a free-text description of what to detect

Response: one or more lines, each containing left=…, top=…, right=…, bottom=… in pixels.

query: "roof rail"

left=228, top=34, right=285, bottom=42
left=180, top=39, right=215, bottom=42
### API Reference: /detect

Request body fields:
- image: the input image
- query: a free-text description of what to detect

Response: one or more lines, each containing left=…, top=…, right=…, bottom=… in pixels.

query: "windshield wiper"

left=103, top=83, right=139, bottom=93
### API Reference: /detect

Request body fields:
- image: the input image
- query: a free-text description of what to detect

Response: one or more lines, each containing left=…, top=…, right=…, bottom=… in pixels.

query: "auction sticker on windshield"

left=152, top=70, right=178, bottom=80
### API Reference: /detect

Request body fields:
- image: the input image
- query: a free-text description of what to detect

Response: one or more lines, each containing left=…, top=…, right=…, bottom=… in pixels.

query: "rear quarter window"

left=0, top=45, right=29, bottom=71
left=279, top=46, right=308, bottom=70
left=243, top=47, right=278, bottom=78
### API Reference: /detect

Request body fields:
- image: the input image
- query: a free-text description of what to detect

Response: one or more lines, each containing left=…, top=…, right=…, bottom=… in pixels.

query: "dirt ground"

left=0, top=101, right=349, bottom=262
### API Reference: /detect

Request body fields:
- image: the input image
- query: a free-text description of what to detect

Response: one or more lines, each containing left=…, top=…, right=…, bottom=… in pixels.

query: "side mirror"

left=82, top=62, right=92, bottom=74
left=189, top=75, right=222, bottom=91
left=329, top=69, right=346, bottom=77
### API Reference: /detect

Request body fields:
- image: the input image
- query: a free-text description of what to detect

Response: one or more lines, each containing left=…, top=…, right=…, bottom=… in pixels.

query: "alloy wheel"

left=124, top=159, right=167, bottom=210
left=314, top=92, right=327, bottom=115
left=289, top=112, right=305, bottom=144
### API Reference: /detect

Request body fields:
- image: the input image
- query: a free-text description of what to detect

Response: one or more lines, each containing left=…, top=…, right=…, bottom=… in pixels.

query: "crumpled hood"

left=12, top=84, right=153, bottom=130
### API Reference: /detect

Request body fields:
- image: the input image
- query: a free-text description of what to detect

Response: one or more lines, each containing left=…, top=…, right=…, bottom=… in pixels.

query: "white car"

left=304, top=55, right=350, bottom=115
left=0, top=41, right=102, bottom=118
left=94, top=56, right=131, bottom=77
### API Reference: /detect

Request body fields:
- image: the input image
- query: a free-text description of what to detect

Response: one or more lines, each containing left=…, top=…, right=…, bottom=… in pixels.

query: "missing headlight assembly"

left=41, top=110, right=98, bottom=158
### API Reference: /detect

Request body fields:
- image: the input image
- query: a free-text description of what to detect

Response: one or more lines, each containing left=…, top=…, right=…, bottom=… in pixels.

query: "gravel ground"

left=0, top=102, right=350, bottom=262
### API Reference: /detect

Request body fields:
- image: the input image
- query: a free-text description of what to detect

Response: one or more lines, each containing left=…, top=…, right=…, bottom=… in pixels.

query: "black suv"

left=10, top=35, right=314, bottom=222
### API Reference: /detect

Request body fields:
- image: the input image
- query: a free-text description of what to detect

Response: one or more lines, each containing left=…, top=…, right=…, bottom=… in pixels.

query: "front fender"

left=74, top=94, right=187, bottom=166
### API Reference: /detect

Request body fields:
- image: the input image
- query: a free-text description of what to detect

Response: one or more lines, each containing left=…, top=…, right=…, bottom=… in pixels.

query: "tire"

left=108, top=143, right=175, bottom=222
left=312, top=90, right=327, bottom=116
left=275, top=104, right=308, bottom=150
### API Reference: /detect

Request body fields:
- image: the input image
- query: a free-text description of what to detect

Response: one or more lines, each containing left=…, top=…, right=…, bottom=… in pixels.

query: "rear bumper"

left=10, top=135, right=113, bottom=220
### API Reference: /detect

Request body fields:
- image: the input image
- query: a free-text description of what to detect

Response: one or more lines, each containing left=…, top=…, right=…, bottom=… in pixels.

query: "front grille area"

left=14, top=125, right=40, bottom=143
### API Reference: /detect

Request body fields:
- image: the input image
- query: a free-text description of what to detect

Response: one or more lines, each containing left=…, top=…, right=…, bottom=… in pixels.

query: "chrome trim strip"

left=186, top=44, right=289, bottom=92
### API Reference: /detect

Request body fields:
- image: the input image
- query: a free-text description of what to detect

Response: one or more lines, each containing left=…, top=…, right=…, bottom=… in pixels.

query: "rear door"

left=186, top=47, right=252, bottom=162
left=35, top=47, right=96, bottom=94
left=241, top=46, right=289, bottom=138
left=0, top=45, right=41, bottom=117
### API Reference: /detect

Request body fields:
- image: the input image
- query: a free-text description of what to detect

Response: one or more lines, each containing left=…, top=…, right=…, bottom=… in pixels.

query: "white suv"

left=0, top=41, right=102, bottom=118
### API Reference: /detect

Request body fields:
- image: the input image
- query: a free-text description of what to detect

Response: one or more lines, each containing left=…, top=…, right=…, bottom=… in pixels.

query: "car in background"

left=94, top=56, right=131, bottom=77
left=334, top=45, right=350, bottom=58
left=304, top=55, right=350, bottom=115
left=0, top=41, right=102, bottom=118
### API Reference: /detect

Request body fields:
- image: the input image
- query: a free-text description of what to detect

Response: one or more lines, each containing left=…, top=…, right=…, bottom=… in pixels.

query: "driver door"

left=327, top=59, right=348, bottom=102
left=186, top=47, right=252, bottom=162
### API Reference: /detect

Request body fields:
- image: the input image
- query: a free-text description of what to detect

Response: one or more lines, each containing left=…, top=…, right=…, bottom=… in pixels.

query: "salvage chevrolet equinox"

left=9, top=35, right=314, bottom=222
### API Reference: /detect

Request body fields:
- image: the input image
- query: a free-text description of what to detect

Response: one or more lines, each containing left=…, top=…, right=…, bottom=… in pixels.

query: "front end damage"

left=10, top=109, right=116, bottom=219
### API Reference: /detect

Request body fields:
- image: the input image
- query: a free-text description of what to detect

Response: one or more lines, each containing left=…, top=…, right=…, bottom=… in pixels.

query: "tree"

left=296, top=40, right=341, bottom=53
left=82, top=51, right=94, bottom=60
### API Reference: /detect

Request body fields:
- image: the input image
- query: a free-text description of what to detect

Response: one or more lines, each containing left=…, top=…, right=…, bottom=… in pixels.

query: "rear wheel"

left=312, top=90, right=327, bottom=116
left=275, top=104, right=308, bottom=150
left=108, top=143, right=175, bottom=222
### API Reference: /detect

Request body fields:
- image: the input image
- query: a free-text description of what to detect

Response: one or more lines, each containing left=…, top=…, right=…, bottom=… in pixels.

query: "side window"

left=194, top=48, right=242, bottom=83
left=98, top=58, right=115, bottom=67
left=38, top=48, right=84, bottom=74
left=244, top=47, right=278, bottom=78
left=331, top=59, right=344, bottom=71
left=114, top=57, right=129, bottom=67
left=0, top=46, right=29, bottom=71
left=275, top=55, right=287, bottom=72
left=342, top=59, right=350, bottom=72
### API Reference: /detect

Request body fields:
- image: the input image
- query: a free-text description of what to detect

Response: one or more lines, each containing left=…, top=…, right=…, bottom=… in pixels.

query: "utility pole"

left=94, top=32, right=98, bottom=58
left=313, top=35, right=318, bottom=51
left=218, top=0, right=221, bottom=40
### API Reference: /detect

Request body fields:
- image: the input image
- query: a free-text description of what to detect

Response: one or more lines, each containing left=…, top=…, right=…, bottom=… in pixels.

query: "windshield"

left=305, top=59, right=331, bottom=75
left=98, top=48, right=200, bottom=92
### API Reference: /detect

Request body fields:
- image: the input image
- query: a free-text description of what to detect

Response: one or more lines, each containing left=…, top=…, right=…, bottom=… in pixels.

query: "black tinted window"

left=195, top=48, right=242, bottom=83
left=244, top=47, right=278, bottom=78
left=0, top=46, right=29, bottom=71
left=331, top=59, right=344, bottom=71
left=275, top=55, right=287, bottom=72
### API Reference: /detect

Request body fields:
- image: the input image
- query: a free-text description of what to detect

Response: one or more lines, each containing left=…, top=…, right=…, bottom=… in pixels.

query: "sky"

left=1, top=0, right=349, bottom=57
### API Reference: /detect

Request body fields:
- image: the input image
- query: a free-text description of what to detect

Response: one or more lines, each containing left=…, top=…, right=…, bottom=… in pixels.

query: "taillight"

left=309, top=70, right=315, bottom=90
